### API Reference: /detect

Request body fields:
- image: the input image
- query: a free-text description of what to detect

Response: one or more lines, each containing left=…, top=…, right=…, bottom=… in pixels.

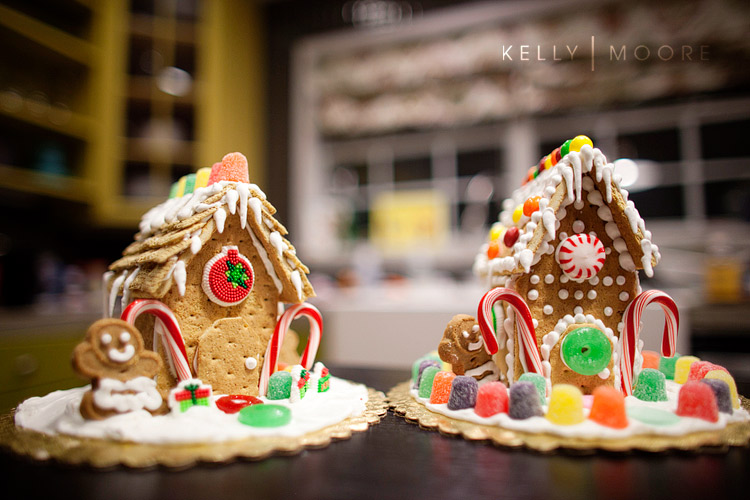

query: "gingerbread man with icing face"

left=438, top=314, right=500, bottom=384
left=73, top=319, right=165, bottom=420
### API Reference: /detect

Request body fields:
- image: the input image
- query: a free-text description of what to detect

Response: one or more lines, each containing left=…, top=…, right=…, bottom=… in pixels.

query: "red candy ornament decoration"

left=202, top=246, right=255, bottom=306
left=208, top=152, right=250, bottom=185
left=216, top=395, right=263, bottom=414
left=555, top=233, right=606, bottom=281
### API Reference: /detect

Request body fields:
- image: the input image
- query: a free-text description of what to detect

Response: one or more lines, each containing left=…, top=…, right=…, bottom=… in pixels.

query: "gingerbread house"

left=473, top=136, right=677, bottom=395
left=104, top=153, right=315, bottom=397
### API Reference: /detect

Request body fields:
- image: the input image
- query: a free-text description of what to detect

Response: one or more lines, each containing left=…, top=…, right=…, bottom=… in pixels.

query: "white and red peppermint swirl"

left=556, top=234, right=606, bottom=280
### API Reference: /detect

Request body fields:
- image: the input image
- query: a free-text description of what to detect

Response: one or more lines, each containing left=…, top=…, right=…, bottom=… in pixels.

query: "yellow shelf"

left=0, top=164, right=92, bottom=203
left=0, top=4, right=94, bottom=66
left=0, top=97, right=93, bottom=141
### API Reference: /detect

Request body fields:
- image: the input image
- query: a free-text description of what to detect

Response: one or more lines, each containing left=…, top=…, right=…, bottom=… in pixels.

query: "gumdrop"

left=641, top=350, right=660, bottom=370
left=418, top=366, right=440, bottom=399
left=412, top=352, right=441, bottom=384
left=448, top=375, right=479, bottom=410
left=701, top=379, right=733, bottom=414
left=588, top=386, right=628, bottom=429
left=509, top=381, right=543, bottom=420
left=633, top=368, right=668, bottom=402
left=674, top=355, right=700, bottom=384
left=705, top=369, right=740, bottom=410
left=429, top=371, right=456, bottom=404
left=675, top=381, right=719, bottom=422
left=474, top=382, right=509, bottom=417
left=546, top=384, right=585, bottom=426
left=687, top=361, right=728, bottom=382
left=208, top=152, right=249, bottom=185
left=658, top=354, right=680, bottom=380
left=416, top=360, right=441, bottom=388
left=266, top=371, right=292, bottom=400
left=195, top=166, right=211, bottom=190
left=518, top=372, right=546, bottom=405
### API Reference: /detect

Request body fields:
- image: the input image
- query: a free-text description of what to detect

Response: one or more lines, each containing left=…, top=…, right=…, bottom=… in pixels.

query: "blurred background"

left=1, top=0, right=749, bottom=409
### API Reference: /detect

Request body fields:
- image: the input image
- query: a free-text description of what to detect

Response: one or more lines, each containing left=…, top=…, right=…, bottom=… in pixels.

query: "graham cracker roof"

left=107, top=181, right=314, bottom=307
left=474, top=145, right=660, bottom=285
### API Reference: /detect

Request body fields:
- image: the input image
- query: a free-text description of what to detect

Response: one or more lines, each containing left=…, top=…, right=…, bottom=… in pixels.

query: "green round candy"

left=238, top=403, right=292, bottom=428
left=627, top=406, right=681, bottom=426
left=560, top=327, right=612, bottom=376
left=561, top=139, right=572, bottom=157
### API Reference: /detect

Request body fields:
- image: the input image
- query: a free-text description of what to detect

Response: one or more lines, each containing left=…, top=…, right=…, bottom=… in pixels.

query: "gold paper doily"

left=0, top=387, right=387, bottom=469
left=388, top=381, right=750, bottom=454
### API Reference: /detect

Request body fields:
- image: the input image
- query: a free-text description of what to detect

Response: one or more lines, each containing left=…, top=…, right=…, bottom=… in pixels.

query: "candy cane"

left=477, top=287, right=544, bottom=376
left=258, top=302, right=323, bottom=395
left=121, top=299, right=192, bottom=382
left=620, top=290, right=679, bottom=395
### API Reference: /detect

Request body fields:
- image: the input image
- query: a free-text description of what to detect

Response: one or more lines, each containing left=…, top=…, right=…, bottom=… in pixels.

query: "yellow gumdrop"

left=569, top=135, right=593, bottom=152
left=705, top=369, right=739, bottom=409
left=195, top=167, right=212, bottom=189
left=174, top=176, right=187, bottom=197
left=512, top=205, right=524, bottom=223
left=489, top=223, right=504, bottom=241
left=673, top=355, right=700, bottom=384
left=546, top=384, right=585, bottom=425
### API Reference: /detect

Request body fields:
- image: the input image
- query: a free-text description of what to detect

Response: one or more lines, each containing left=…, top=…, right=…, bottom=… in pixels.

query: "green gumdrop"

left=238, top=403, right=291, bottom=427
left=183, top=173, right=197, bottom=195
left=633, top=368, right=668, bottom=402
left=561, top=139, right=572, bottom=157
left=658, top=353, right=680, bottom=380
left=518, top=372, right=546, bottom=405
left=412, top=352, right=441, bottom=383
left=560, top=327, right=612, bottom=376
left=418, top=366, right=440, bottom=399
left=267, top=371, right=292, bottom=400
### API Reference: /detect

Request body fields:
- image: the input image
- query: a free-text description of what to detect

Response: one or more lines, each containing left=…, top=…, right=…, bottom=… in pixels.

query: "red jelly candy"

left=687, top=361, right=728, bottom=382
left=474, top=381, right=509, bottom=417
left=641, top=350, right=660, bottom=370
left=588, top=386, right=628, bottom=429
left=503, top=226, right=520, bottom=247
left=208, top=152, right=250, bottom=185
left=429, top=371, right=456, bottom=405
left=676, top=381, right=719, bottom=422
left=216, top=394, right=263, bottom=414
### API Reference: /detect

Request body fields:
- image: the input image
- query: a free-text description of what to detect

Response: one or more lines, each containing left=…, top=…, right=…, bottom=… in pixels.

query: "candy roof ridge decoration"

left=474, top=137, right=660, bottom=285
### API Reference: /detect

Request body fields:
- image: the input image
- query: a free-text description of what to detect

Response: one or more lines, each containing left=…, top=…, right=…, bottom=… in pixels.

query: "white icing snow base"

left=410, top=381, right=749, bottom=439
left=14, top=377, right=367, bottom=445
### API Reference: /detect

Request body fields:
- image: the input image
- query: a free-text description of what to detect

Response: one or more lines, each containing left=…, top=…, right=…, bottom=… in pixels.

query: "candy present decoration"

left=314, top=362, right=331, bottom=393
left=473, top=136, right=679, bottom=396
left=169, top=379, right=213, bottom=413
left=104, top=152, right=321, bottom=398
left=290, top=365, right=311, bottom=403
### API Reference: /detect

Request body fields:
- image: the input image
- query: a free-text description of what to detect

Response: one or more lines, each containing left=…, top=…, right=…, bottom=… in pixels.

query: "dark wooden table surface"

left=2, top=365, right=749, bottom=500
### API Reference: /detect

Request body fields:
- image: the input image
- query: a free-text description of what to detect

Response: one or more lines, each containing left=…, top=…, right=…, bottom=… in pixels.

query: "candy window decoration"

left=202, top=246, right=255, bottom=306
left=555, top=234, right=606, bottom=281
left=560, top=326, right=612, bottom=376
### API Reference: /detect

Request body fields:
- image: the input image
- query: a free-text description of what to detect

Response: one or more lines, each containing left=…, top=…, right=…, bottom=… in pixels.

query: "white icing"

left=108, top=344, right=135, bottom=364
left=93, top=377, right=162, bottom=413
left=559, top=289, right=569, bottom=300
left=604, top=307, right=613, bottom=316
left=603, top=276, right=613, bottom=286
left=190, top=234, right=202, bottom=254
left=173, top=260, right=187, bottom=296
left=574, top=290, right=584, bottom=300
left=530, top=275, right=540, bottom=284
left=527, top=289, right=539, bottom=301
left=544, top=274, right=554, bottom=284
left=15, top=377, right=367, bottom=444
left=572, top=220, right=585, bottom=233
left=543, top=305, right=553, bottom=315
left=616, top=276, right=626, bottom=285
left=619, top=292, right=630, bottom=302
left=587, top=290, right=597, bottom=300
left=245, top=357, right=258, bottom=370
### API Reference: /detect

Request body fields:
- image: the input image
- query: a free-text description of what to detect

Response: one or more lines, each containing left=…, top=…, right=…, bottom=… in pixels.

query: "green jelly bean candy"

left=238, top=404, right=291, bottom=428
left=418, top=366, right=440, bottom=399
left=658, top=353, right=680, bottom=380
left=560, top=327, right=612, bottom=376
left=519, top=372, right=546, bottom=404
left=267, top=371, right=292, bottom=400
left=561, top=139, right=572, bottom=157
left=627, top=406, right=681, bottom=426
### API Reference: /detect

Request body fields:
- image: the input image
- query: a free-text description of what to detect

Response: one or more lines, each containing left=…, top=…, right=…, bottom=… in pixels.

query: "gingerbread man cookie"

left=438, top=314, right=500, bottom=384
left=73, top=319, right=165, bottom=420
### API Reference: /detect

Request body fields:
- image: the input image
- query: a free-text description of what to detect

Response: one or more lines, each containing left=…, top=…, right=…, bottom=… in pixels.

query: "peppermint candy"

left=556, top=234, right=605, bottom=281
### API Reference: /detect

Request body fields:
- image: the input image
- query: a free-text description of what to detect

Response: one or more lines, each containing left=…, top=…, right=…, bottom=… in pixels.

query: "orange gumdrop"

left=429, top=371, right=456, bottom=404
left=208, top=152, right=249, bottom=185
left=487, top=241, right=500, bottom=259
left=588, top=386, right=628, bottom=429
left=641, top=350, right=660, bottom=370
left=523, top=196, right=541, bottom=217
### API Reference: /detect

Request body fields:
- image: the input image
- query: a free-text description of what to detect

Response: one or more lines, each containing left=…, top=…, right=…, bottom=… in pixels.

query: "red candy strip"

left=121, top=299, right=192, bottom=382
left=258, top=302, right=323, bottom=395
left=477, top=287, right=544, bottom=377
left=620, top=290, right=679, bottom=396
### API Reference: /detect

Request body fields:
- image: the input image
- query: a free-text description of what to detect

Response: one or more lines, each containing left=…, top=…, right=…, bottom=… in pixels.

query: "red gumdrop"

left=641, top=350, right=660, bottom=370
left=588, top=386, right=628, bottom=429
left=503, top=226, right=520, bottom=247
left=687, top=361, right=728, bottom=382
left=474, top=381, right=509, bottom=417
left=676, top=381, right=719, bottom=422
left=208, top=152, right=249, bottom=185
left=429, top=371, right=456, bottom=405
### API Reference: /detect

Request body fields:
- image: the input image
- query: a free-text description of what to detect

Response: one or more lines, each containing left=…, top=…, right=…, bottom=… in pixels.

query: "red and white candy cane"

left=477, top=287, right=544, bottom=376
left=620, top=290, right=679, bottom=395
left=121, top=299, right=192, bottom=382
left=258, top=302, right=323, bottom=395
